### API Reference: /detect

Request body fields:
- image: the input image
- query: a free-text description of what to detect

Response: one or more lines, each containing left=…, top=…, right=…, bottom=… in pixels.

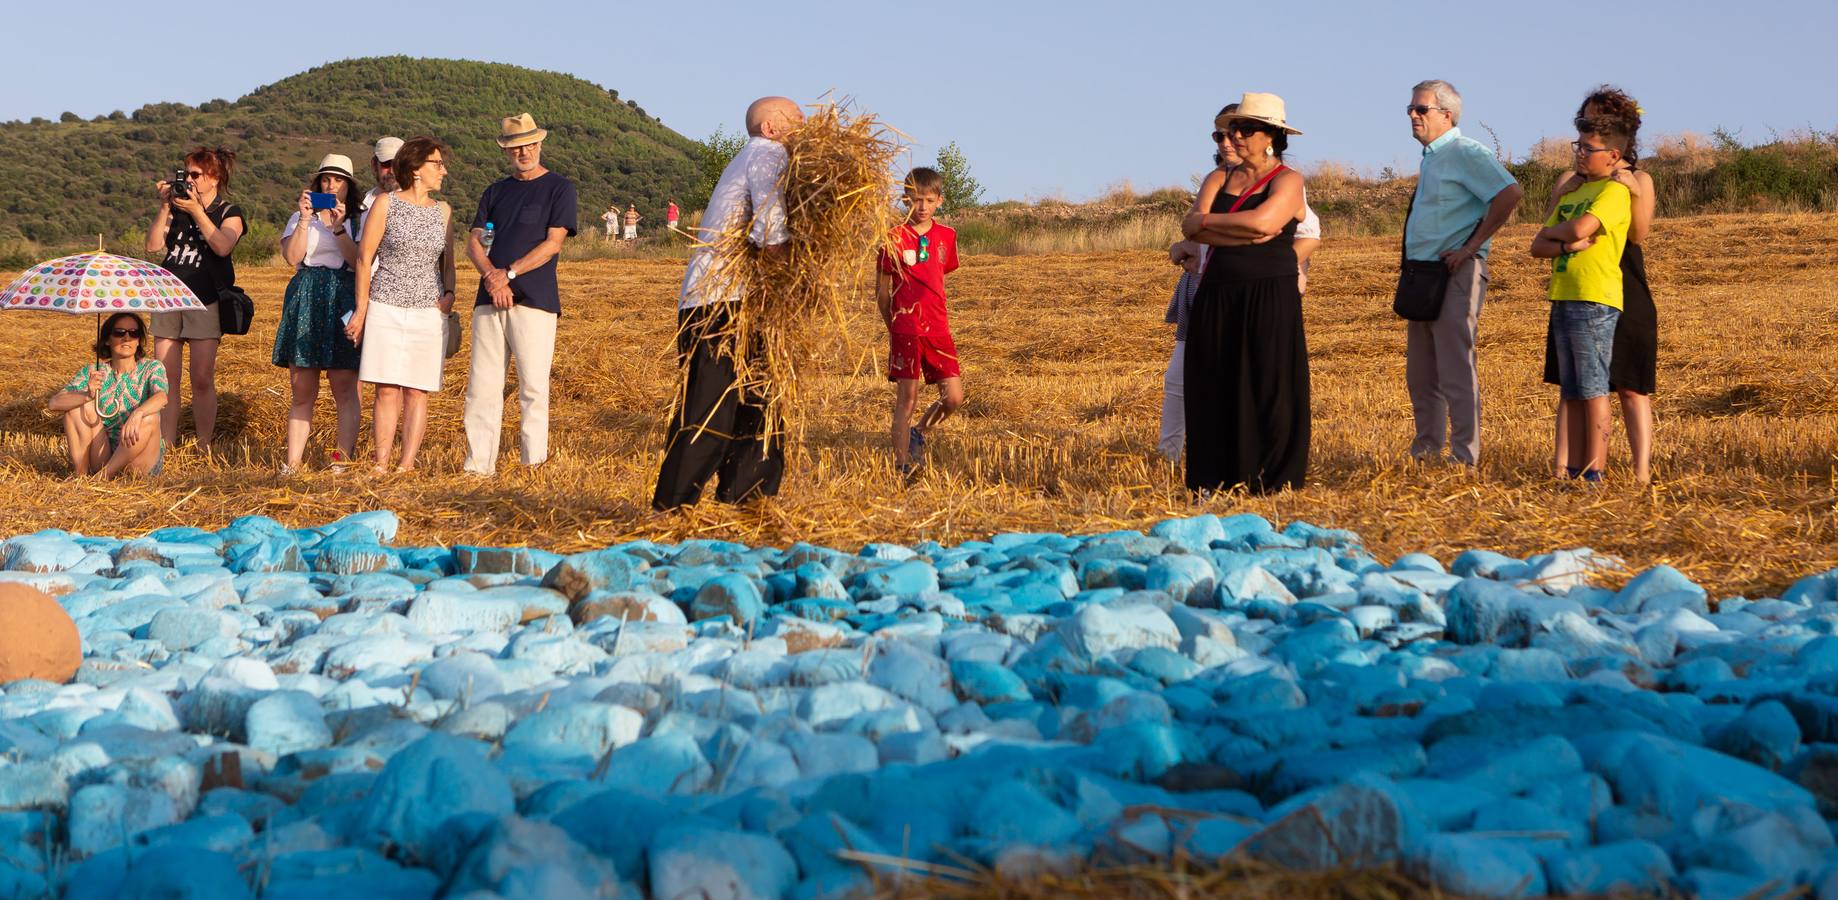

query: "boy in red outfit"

left=877, top=167, right=963, bottom=474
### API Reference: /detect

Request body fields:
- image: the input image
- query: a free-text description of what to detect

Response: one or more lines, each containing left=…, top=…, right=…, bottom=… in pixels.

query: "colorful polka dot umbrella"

left=0, top=250, right=204, bottom=315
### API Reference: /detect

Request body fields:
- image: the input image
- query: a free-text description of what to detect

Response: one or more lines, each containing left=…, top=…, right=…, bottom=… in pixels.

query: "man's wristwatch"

left=505, top=268, right=517, bottom=282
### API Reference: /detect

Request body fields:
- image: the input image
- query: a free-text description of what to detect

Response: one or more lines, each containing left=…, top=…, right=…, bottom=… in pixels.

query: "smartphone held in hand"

left=309, top=192, right=339, bottom=211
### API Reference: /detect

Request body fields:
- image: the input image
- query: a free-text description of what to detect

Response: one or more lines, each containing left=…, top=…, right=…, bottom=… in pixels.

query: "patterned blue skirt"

left=273, top=266, right=360, bottom=370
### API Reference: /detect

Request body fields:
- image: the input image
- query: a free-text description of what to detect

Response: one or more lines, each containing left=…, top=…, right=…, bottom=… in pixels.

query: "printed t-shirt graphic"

left=878, top=223, right=960, bottom=335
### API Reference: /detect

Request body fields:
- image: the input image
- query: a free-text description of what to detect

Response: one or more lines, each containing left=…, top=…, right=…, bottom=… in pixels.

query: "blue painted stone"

left=349, top=733, right=516, bottom=862
left=1149, top=515, right=1225, bottom=552
left=1710, top=700, right=1801, bottom=770
left=950, top=659, right=1030, bottom=704
left=1545, top=840, right=1675, bottom=895
left=1443, top=578, right=1520, bottom=644
left=649, top=823, right=797, bottom=900
left=1145, top=554, right=1216, bottom=606
left=541, top=549, right=649, bottom=602
left=852, top=560, right=940, bottom=601
left=689, top=573, right=767, bottom=627
left=1611, top=564, right=1707, bottom=614
left=1407, top=833, right=1547, bottom=897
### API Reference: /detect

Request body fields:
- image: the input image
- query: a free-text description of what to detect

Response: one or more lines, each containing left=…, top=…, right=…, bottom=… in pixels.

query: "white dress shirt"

left=678, top=136, right=790, bottom=310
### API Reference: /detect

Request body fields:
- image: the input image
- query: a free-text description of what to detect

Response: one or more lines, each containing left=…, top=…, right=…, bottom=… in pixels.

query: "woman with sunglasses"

left=145, top=146, right=243, bottom=455
left=274, top=154, right=366, bottom=474
left=348, top=137, right=455, bottom=474
left=47, top=313, right=168, bottom=478
left=1178, top=92, right=1311, bottom=494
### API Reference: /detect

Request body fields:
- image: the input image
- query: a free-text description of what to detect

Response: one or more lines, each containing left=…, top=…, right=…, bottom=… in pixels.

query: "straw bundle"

left=678, top=100, right=904, bottom=451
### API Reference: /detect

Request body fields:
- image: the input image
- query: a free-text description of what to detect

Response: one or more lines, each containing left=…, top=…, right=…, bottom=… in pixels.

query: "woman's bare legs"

left=99, top=415, right=161, bottom=478
left=397, top=388, right=429, bottom=471
left=285, top=367, right=321, bottom=469
left=155, top=337, right=183, bottom=446
left=372, top=384, right=402, bottom=471
left=62, top=405, right=108, bottom=476
left=1617, top=389, right=1653, bottom=483
left=188, top=339, right=221, bottom=453
left=328, top=369, right=361, bottom=461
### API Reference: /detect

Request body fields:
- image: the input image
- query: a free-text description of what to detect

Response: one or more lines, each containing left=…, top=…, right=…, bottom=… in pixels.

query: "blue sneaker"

left=908, top=428, right=926, bottom=459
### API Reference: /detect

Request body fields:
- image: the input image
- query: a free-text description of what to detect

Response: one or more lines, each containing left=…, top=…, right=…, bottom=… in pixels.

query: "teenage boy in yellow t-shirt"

left=1532, top=116, right=1633, bottom=483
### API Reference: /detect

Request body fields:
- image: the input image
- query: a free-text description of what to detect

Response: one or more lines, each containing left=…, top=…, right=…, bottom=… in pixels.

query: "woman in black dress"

left=1178, top=92, right=1311, bottom=494
left=1542, top=88, right=1657, bottom=482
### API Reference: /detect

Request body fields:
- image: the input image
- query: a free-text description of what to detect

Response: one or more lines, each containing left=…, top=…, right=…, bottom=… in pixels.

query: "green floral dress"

left=63, top=359, right=167, bottom=442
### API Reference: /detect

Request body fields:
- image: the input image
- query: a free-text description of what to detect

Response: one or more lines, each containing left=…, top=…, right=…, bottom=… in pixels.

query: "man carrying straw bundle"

left=652, top=97, right=804, bottom=509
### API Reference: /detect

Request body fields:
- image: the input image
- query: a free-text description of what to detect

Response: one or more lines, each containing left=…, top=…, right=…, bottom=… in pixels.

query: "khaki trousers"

left=1405, top=256, right=1487, bottom=465
left=463, top=304, right=557, bottom=474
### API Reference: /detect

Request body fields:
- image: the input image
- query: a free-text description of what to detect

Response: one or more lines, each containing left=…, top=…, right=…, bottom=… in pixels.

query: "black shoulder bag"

left=1392, top=192, right=1480, bottom=322
left=204, top=201, right=255, bottom=335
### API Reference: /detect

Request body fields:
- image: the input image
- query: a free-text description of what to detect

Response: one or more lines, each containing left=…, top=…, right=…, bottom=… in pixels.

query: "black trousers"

left=651, top=303, right=785, bottom=509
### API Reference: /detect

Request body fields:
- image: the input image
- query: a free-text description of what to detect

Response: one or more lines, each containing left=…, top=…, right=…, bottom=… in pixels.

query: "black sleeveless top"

left=1197, top=180, right=1299, bottom=287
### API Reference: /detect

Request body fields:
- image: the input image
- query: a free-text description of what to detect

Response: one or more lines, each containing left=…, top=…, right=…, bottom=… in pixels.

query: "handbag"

left=443, top=310, right=463, bottom=359
left=216, top=285, right=254, bottom=335
left=1392, top=192, right=1480, bottom=322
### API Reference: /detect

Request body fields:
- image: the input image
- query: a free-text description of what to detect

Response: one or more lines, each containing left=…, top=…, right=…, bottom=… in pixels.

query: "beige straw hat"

left=496, top=113, right=549, bottom=148
left=1221, top=92, right=1303, bottom=135
left=312, top=154, right=356, bottom=181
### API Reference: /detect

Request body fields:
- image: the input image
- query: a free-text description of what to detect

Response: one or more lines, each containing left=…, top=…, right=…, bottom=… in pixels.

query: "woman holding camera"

left=146, top=146, right=243, bottom=455
left=347, top=137, right=455, bottom=474
left=47, top=313, right=168, bottom=478
left=273, top=154, right=365, bottom=473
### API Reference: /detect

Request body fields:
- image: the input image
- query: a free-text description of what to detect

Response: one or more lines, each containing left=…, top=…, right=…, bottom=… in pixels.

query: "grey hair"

left=1412, top=79, right=1463, bottom=124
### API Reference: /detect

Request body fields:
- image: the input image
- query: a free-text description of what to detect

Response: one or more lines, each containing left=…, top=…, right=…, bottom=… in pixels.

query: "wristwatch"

left=505, top=268, right=517, bottom=281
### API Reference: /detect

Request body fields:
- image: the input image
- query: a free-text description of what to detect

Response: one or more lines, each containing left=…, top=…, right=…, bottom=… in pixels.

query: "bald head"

left=746, top=97, right=804, bottom=140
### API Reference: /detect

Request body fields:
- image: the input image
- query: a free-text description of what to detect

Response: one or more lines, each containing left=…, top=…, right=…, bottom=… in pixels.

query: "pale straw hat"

left=1220, top=92, right=1302, bottom=135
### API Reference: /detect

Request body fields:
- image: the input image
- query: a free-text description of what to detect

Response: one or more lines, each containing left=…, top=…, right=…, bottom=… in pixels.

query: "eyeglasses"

left=916, top=234, right=930, bottom=263
left=1405, top=105, right=1447, bottom=117
left=1571, top=141, right=1615, bottom=155
left=508, top=144, right=541, bottom=155
left=183, top=171, right=205, bottom=180
left=110, top=328, right=142, bottom=338
left=426, top=159, right=448, bottom=169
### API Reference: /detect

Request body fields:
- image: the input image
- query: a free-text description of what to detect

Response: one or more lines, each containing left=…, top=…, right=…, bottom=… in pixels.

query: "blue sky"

left=5, top=0, right=1830, bottom=201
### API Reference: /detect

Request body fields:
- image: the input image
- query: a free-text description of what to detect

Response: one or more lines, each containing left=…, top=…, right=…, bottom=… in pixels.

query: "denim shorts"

left=1550, top=301, right=1620, bottom=400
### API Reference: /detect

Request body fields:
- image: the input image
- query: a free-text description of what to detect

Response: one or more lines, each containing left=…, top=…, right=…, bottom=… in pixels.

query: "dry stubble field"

left=3, top=212, right=1835, bottom=598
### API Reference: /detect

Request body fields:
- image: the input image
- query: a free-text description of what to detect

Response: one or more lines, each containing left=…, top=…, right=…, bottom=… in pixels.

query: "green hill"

left=0, top=56, right=699, bottom=256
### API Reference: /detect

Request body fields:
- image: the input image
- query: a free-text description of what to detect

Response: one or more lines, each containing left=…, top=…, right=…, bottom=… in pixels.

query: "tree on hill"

left=934, top=141, right=985, bottom=213
left=693, top=125, right=747, bottom=206
left=0, top=56, right=701, bottom=247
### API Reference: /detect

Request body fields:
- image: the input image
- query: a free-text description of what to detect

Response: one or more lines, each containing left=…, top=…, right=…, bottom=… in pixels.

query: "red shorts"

left=887, top=332, right=960, bottom=383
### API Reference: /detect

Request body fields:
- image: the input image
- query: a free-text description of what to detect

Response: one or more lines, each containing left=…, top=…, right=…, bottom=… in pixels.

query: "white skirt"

left=358, top=303, right=444, bottom=391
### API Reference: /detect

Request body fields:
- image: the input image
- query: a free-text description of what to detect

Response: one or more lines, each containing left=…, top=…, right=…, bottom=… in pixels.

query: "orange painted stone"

left=0, top=582, right=82, bottom=684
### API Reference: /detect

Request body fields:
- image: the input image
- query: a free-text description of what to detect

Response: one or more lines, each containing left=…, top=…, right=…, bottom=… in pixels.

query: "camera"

left=170, top=169, right=191, bottom=200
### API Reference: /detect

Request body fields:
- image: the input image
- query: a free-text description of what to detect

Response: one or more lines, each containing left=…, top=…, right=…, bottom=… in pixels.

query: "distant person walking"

left=1178, top=93, right=1311, bottom=493
left=356, top=137, right=403, bottom=242
left=653, top=96, right=803, bottom=509
left=601, top=204, right=619, bottom=238
left=666, top=200, right=680, bottom=232
left=623, top=204, right=643, bottom=240
left=1542, top=88, right=1656, bottom=482
left=1400, top=79, right=1523, bottom=468
left=462, top=113, right=578, bottom=476
left=273, top=154, right=365, bottom=473
left=146, top=146, right=243, bottom=455
left=348, top=137, right=457, bottom=474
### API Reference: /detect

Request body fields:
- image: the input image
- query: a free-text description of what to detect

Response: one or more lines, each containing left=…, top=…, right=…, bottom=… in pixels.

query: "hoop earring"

left=1265, top=146, right=1275, bottom=159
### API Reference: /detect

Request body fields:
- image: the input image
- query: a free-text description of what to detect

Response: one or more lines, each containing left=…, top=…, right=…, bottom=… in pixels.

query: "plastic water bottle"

left=482, top=222, right=495, bottom=252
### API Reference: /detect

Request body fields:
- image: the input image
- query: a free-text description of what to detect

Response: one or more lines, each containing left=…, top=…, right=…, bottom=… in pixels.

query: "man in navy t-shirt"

left=462, top=113, right=578, bottom=475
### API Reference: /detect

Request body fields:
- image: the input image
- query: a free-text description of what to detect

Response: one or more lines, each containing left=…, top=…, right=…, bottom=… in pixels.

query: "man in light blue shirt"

left=1403, top=79, right=1523, bottom=467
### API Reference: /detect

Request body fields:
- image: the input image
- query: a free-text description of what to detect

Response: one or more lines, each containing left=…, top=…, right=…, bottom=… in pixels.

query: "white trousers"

left=1158, top=340, right=1185, bottom=460
left=463, top=304, right=557, bottom=474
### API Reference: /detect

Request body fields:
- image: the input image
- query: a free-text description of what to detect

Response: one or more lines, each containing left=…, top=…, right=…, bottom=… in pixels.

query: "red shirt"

left=667, top=202, right=679, bottom=221
left=878, top=222, right=958, bottom=336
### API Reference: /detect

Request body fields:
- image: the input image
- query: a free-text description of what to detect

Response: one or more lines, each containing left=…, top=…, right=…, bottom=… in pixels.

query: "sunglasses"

left=1571, top=141, right=1615, bottom=155
left=1405, top=105, right=1446, bottom=117
left=183, top=170, right=205, bottom=180
left=917, top=234, right=930, bottom=263
left=110, top=327, right=142, bottom=338
left=1213, top=124, right=1271, bottom=142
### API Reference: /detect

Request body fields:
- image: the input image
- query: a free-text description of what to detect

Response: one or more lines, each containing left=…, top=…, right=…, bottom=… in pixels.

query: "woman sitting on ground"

left=48, top=313, right=168, bottom=477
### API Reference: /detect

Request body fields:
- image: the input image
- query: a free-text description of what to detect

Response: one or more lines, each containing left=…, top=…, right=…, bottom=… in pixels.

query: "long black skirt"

left=1183, top=274, right=1310, bottom=494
